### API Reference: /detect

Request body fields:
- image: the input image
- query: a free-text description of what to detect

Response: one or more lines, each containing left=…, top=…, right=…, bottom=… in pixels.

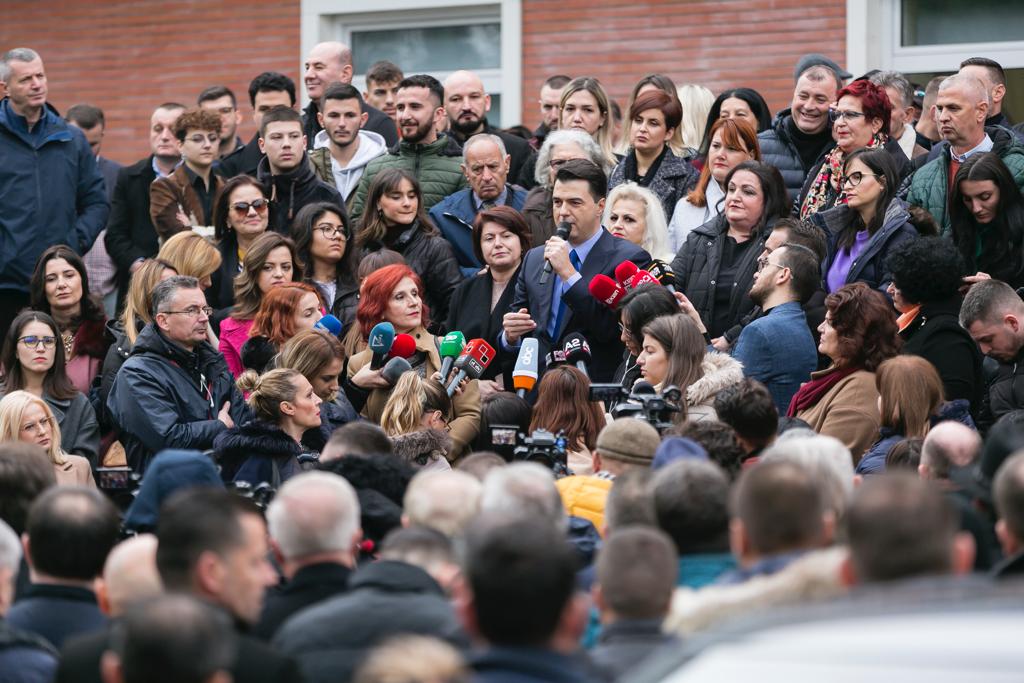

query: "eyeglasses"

left=830, top=109, right=866, bottom=122
left=18, top=335, right=56, bottom=349
left=315, top=224, right=348, bottom=240
left=21, top=416, right=52, bottom=435
left=186, top=133, right=220, bottom=145
left=231, top=199, right=269, bottom=217
left=161, top=306, right=213, bottom=318
left=617, top=322, right=633, bottom=338
left=840, top=172, right=881, bottom=187
left=756, top=256, right=788, bottom=272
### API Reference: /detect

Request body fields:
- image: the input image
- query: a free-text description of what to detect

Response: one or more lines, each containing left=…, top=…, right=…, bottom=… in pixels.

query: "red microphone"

left=589, top=274, right=627, bottom=308
left=445, top=338, right=495, bottom=396
left=614, top=260, right=657, bottom=289
left=388, top=333, right=416, bottom=359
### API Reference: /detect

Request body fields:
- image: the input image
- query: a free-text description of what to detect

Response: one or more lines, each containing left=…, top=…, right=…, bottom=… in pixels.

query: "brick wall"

left=0, top=0, right=300, bottom=165
left=520, top=0, right=847, bottom=130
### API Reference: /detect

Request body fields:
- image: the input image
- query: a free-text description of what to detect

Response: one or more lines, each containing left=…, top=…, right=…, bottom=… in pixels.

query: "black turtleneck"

left=786, top=117, right=833, bottom=171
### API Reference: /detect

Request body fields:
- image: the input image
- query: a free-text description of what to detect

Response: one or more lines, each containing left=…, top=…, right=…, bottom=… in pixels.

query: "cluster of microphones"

left=588, top=259, right=677, bottom=308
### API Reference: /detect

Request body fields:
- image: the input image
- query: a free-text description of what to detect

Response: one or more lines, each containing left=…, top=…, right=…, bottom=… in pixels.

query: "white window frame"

left=300, top=0, right=521, bottom=125
left=847, top=0, right=1024, bottom=76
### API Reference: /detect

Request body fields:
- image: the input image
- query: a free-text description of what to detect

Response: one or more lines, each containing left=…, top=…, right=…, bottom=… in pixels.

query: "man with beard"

left=731, top=244, right=820, bottom=413
left=348, top=74, right=466, bottom=223
left=443, top=70, right=531, bottom=183
left=310, top=83, right=387, bottom=207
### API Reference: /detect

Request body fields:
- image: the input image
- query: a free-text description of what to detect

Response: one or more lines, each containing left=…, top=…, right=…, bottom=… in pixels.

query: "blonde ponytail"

left=243, top=368, right=301, bottom=423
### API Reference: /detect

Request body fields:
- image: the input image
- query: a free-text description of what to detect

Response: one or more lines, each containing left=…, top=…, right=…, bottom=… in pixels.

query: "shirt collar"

left=570, top=226, right=605, bottom=264
left=473, top=187, right=508, bottom=211
left=152, top=156, right=180, bottom=178
left=950, top=134, right=993, bottom=163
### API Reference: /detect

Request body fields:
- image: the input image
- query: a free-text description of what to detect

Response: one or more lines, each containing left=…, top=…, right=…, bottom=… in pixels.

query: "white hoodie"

left=313, top=128, right=388, bottom=199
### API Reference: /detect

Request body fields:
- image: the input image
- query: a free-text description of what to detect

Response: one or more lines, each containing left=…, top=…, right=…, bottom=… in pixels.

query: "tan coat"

left=347, top=326, right=481, bottom=459
left=149, top=165, right=223, bottom=241
left=54, top=454, right=97, bottom=487
left=795, top=368, right=881, bottom=464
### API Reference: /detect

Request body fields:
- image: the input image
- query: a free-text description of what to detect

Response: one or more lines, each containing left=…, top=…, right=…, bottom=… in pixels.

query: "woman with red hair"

left=799, top=79, right=913, bottom=219
left=346, top=264, right=481, bottom=459
left=239, top=282, right=323, bottom=374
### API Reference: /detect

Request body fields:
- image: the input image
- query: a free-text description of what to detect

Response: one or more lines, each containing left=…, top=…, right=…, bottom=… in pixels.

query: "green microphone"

left=439, top=331, right=466, bottom=383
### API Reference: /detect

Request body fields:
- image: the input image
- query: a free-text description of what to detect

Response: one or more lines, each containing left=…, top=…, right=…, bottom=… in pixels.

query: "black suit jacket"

left=217, top=134, right=263, bottom=179
left=254, top=562, right=352, bottom=640
left=104, top=156, right=159, bottom=298
left=446, top=267, right=520, bottom=382
left=509, top=229, right=649, bottom=382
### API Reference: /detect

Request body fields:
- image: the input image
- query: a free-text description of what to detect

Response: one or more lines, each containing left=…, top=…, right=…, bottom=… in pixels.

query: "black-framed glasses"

left=18, top=335, right=56, bottom=349
left=316, top=224, right=348, bottom=240
left=162, top=306, right=213, bottom=318
left=830, top=109, right=866, bottom=121
left=840, top=171, right=881, bottom=187
left=231, top=199, right=269, bottom=217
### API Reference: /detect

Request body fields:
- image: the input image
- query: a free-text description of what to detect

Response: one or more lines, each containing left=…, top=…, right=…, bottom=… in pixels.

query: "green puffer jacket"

left=348, top=133, right=467, bottom=223
left=906, top=126, right=1024, bottom=237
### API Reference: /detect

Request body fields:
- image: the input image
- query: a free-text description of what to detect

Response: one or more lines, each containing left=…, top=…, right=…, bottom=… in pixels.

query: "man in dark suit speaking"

left=501, top=159, right=649, bottom=382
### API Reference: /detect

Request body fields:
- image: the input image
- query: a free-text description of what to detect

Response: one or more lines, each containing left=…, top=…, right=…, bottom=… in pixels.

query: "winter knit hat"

left=652, top=437, right=709, bottom=471
left=596, top=418, right=662, bottom=467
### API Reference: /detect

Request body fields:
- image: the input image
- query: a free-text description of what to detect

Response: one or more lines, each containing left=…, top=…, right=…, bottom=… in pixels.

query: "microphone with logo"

left=512, top=338, right=539, bottom=398
left=539, top=221, right=572, bottom=285
left=589, top=274, right=627, bottom=309
left=645, top=260, right=677, bottom=294
left=614, top=260, right=659, bottom=290
left=562, top=333, right=592, bottom=379
left=314, top=314, right=343, bottom=337
left=367, top=322, right=396, bottom=370
left=446, top=339, right=495, bottom=397
left=438, top=331, right=466, bottom=384
left=388, top=334, right=416, bottom=360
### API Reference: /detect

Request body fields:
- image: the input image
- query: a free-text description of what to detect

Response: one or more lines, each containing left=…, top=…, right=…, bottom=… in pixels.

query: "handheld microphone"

left=388, top=334, right=416, bottom=359
left=446, top=339, right=495, bottom=396
left=381, top=356, right=412, bottom=386
left=562, top=333, right=592, bottom=379
left=545, top=349, right=568, bottom=366
left=589, top=274, right=627, bottom=309
left=367, top=322, right=396, bottom=370
left=512, top=338, right=539, bottom=398
left=439, top=331, right=466, bottom=383
left=314, top=314, right=343, bottom=337
left=540, top=222, right=572, bottom=285
left=615, top=260, right=659, bottom=289
left=646, top=260, right=677, bottom=294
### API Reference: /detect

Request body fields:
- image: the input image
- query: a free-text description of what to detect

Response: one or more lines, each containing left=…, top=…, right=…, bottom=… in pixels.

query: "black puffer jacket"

left=98, top=318, right=136, bottom=428
left=106, top=323, right=250, bottom=474
left=213, top=420, right=316, bottom=486
left=256, top=154, right=345, bottom=234
left=758, top=109, right=834, bottom=201
left=608, top=148, right=698, bottom=219
left=980, top=350, right=1024, bottom=433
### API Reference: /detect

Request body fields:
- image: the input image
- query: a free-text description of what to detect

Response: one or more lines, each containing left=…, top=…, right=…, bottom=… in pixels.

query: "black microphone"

left=632, top=380, right=657, bottom=395
left=562, top=333, right=592, bottom=379
left=539, top=221, right=572, bottom=285
left=645, top=260, right=677, bottom=294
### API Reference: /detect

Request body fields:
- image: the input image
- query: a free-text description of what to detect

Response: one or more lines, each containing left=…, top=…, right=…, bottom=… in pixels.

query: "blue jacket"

left=732, top=301, right=818, bottom=414
left=429, top=185, right=528, bottom=276
left=678, top=553, right=738, bottom=589
left=857, top=399, right=976, bottom=475
left=0, top=99, right=108, bottom=292
left=6, top=584, right=106, bottom=650
left=0, top=621, right=57, bottom=683
left=123, top=449, right=224, bottom=532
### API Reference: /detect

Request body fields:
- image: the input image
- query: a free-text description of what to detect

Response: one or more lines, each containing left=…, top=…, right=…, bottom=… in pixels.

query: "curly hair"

left=825, top=282, right=901, bottom=371
left=171, top=108, right=222, bottom=142
left=886, top=236, right=966, bottom=304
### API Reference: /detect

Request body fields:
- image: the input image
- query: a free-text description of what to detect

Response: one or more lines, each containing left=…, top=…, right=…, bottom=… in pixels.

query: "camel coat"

left=54, top=453, right=97, bottom=487
left=795, top=368, right=880, bottom=464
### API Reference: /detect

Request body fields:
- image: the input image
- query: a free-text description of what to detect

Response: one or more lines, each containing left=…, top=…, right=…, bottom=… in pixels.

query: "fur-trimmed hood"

left=390, top=428, right=453, bottom=468
left=687, top=352, right=744, bottom=407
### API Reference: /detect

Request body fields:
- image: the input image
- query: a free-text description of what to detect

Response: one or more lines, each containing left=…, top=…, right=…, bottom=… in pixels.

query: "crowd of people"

left=1, top=38, right=1024, bottom=682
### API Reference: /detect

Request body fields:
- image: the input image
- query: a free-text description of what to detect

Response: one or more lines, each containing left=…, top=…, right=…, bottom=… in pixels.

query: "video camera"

left=588, top=382, right=683, bottom=434
left=489, top=424, right=569, bottom=476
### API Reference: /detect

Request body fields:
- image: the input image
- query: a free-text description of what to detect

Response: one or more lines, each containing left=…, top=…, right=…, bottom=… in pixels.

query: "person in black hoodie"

left=255, top=107, right=345, bottom=234
left=215, top=368, right=322, bottom=487
left=217, top=72, right=297, bottom=179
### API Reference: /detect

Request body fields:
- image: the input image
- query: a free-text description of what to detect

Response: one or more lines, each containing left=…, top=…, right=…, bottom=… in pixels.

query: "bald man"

left=301, top=41, right=398, bottom=150
left=443, top=69, right=531, bottom=181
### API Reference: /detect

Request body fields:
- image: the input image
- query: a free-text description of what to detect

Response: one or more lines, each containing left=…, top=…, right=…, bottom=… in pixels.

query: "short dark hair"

left=318, top=453, right=413, bottom=507
left=713, top=379, right=778, bottom=450
left=846, top=473, right=959, bottom=582
left=994, top=452, right=1024, bottom=543
left=605, top=468, right=656, bottom=531
left=65, top=103, right=105, bottom=129
left=885, top=437, right=924, bottom=471
left=772, top=217, right=828, bottom=262
left=259, top=105, right=303, bottom=137
left=324, top=421, right=393, bottom=458
left=960, top=57, right=1006, bottom=86
left=197, top=85, right=236, bottom=108
left=629, top=90, right=682, bottom=131
left=476, top=391, right=532, bottom=452
left=886, top=236, right=966, bottom=305
left=554, top=158, right=607, bottom=202
left=0, top=443, right=54, bottom=534
left=247, top=71, right=296, bottom=107
left=155, top=488, right=262, bottom=591
left=464, top=514, right=577, bottom=646
left=320, top=82, right=363, bottom=112
left=673, top=420, right=745, bottom=479
left=111, top=595, right=236, bottom=683
left=723, top=161, right=792, bottom=229
left=397, top=74, right=444, bottom=109
left=26, top=487, right=120, bottom=580
left=596, top=526, right=676, bottom=620
left=776, top=243, right=822, bottom=304
left=151, top=275, right=200, bottom=317
left=652, top=460, right=730, bottom=555
left=472, top=205, right=531, bottom=265
left=732, top=460, right=825, bottom=556
left=544, top=75, right=573, bottom=90
left=619, top=284, right=680, bottom=343
left=366, top=60, right=404, bottom=86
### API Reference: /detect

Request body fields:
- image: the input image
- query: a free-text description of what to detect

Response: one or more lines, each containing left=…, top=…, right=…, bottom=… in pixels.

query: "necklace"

left=61, top=331, right=74, bottom=357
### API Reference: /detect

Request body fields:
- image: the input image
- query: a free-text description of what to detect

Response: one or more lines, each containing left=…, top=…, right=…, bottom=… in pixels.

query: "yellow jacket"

left=556, top=475, right=613, bottom=535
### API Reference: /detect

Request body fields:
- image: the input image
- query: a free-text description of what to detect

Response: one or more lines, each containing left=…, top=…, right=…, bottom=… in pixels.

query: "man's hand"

left=711, top=336, right=731, bottom=352
left=544, top=234, right=575, bottom=280
left=503, top=308, right=536, bottom=345
left=218, top=401, right=234, bottom=429
left=960, top=272, right=991, bottom=295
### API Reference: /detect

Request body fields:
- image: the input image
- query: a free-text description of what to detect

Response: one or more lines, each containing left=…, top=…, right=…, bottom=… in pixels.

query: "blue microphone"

left=314, top=314, right=343, bottom=337
left=368, top=322, right=396, bottom=370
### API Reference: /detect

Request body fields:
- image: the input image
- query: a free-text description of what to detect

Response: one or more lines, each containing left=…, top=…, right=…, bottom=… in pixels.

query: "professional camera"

left=589, top=382, right=683, bottom=434
left=225, top=480, right=277, bottom=510
left=96, top=466, right=142, bottom=511
left=489, top=424, right=569, bottom=476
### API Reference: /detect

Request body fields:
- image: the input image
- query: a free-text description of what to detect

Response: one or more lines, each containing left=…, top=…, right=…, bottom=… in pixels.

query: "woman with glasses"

left=29, top=245, right=110, bottom=395
left=811, top=148, right=917, bottom=294
left=615, top=283, right=681, bottom=390
left=219, top=233, right=301, bottom=378
left=0, top=390, right=95, bottom=486
left=207, top=176, right=272, bottom=314
left=356, top=169, right=461, bottom=330
left=239, top=282, right=324, bottom=375
left=799, top=79, right=912, bottom=219
left=0, top=311, right=100, bottom=465
left=379, top=372, right=454, bottom=469
left=291, top=201, right=359, bottom=331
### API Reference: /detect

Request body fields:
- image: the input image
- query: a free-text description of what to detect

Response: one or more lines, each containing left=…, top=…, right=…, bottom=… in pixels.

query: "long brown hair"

left=0, top=311, right=77, bottom=400
left=356, top=168, right=439, bottom=248
left=686, top=118, right=760, bottom=208
left=876, top=356, right=943, bottom=438
left=529, top=365, right=606, bottom=451
left=122, top=259, right=177, bottom=345
left=641, top=314, right=705, bottom=393
left=231, top=232, right=300, bottom=320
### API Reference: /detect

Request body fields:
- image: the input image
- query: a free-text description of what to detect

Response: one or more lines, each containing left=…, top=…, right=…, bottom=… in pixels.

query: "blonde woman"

left=559, top=77, right=618, bottom=170
left=676, top=84, right=715, bottom=156
left=379, top=371, right=453, bottom=470
left=0, top=390, right=95, bottom=487
left=604, top=182, right=673, bottom=261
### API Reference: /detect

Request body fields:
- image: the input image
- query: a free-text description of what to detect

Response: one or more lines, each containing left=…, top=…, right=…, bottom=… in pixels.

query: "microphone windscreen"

left=389, top=334, right=417, bottom=359
left=632, top=380, right=656, bottom=395
left=381, top=357, right=412, bottom=386
left=589, top=274, right=626, bottom=308
left=439, top=331, right=466, bottom=358
left=614, top=260, right=639, bottom=286
left=563, top=333, right=592, bottom=363
left=314, top=314, right=343, bottom=337
left=512, top=338, right=539, bottom=392
left=368, top=322, right=396, bottom=354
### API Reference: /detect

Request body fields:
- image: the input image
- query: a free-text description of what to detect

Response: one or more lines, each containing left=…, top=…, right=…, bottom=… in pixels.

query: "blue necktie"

left=548, top=249, right=582, bottom=340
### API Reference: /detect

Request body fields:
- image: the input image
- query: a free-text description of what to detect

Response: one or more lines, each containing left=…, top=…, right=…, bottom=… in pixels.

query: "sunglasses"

left=231, top=199, right=269, bottom=217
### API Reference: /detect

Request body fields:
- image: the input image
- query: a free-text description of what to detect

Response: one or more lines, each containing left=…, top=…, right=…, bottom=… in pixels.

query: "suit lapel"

left=555, top=229, right=613, bottom=339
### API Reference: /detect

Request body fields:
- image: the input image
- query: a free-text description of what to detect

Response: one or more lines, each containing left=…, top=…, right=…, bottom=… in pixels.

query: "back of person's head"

left=462, top=513, right=578, bottom=647
left=380, top=371, right=451, bottom=438
left=0, top=442, right=54, bottom=534
left=103, top=595, right=235, bottom=683
left=455, top=452, right=508, bottom=481
left=885, top=437, right=924, bottom=472
left=672, top=420, right=745, bottom=479
left=595, top=418, right=662, bottom=470
left=236, top=367, right=304, bottom=424
left=26, top=486, right=120, bottom=581
left=845, top=473, right=970, bottom=583
left=354, top=635, right=468, bottom=683
left=994, top=452, right=1024, bottom=552
left=266, top=472, right=361, bottom=563
left=595, top=526, right=676, bottom=621
left=920, top=422, right=981, bottom=480
left=123, top=450, right=224, bottom=533
left=378, top=525, right=456, bottom=580
left=712, top=379, right=778, bottom=453
left=885, top=236, right=965, bottom=306
left=530, top=365, right=605, bottom=452
left=876, top=356, right=943, bottom=438
left=403, top=470, right=482, bottom=538
left=100, top=534, right=163, bottom=617
left=731, top=460, right=830, bottom=558
left=476, top=392, right=532, bottom=452
left=605, top=469, right=656, bottom=532
left=480, top=462, right=567, bottom=532
left=761, top=434, right=854, bottom=521
left=772, top=217, right=828, bottom=263
left=322, top=422, right=393, bottom=462
left=123, top=258, right=177, bottom=344
left=318, top=453, right=414, bottom=507
left=652, top=459, right=730, bottom=555
left=0, top=518, right=21, bottom=616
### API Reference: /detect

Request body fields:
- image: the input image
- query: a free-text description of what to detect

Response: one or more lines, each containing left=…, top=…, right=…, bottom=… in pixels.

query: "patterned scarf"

left=799, top=134, right=887, bottom=219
